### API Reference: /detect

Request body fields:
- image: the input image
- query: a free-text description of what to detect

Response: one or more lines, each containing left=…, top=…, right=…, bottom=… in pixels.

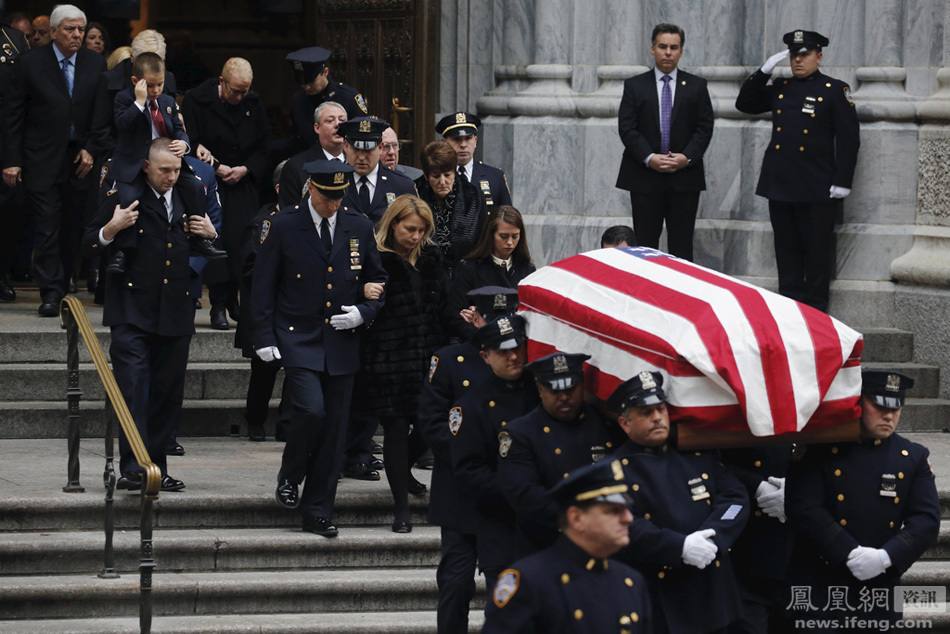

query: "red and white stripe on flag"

left=518, top=247, right=863, bottom=437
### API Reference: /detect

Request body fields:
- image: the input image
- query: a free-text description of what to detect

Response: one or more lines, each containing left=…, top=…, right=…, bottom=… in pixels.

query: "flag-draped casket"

left=518, top=247, right=864, bottom=438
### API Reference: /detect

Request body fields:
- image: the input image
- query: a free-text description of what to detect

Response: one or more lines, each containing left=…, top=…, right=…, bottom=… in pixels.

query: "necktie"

left=359, top=175, right=370, bottom=210
left=162, top=194, right=173, bottom=223
left=320, top=216, right=332, bottom=254
left=150, top=100, right=168, bottom=138
left=660, top=74, right=672, bottom=155
left=457, top=166, right=468, bottom=184
left=61, top=58, right=73, bottom=96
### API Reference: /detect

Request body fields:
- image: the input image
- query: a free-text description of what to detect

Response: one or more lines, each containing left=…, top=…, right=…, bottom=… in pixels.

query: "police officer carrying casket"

left=449, top=314, right=539, bottom=599
left=611, top=371, right=750, bottom=634
left=500, top=351, right=621, bottom=556
left=418, top=286, right=518, bottom=634
left=484, top=459, right=652, bottom=634
left=785, top=370, right=940, bottom=631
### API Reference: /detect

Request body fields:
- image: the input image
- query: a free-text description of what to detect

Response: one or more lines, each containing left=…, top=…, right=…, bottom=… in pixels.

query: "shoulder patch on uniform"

left=99, top=165, right=109, bottom=188
left=449, top=406, right=462, bottom=436
left=355, top=93, right=368, bottom=114
left=844, top=86, right=854, bottom=107
left=493, top=569, right=520, bottom=608
left=260, top=219, right=271, bottom=244
left=428, top=355, right=439, bottom=382
left=503, top=173, right=511, bottom=195
left=499, top=431, right=512, bottom=458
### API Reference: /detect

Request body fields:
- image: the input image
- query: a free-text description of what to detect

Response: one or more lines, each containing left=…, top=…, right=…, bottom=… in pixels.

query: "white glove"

left=255, top=346, right=281, bottom=363
left=761, top=49, right=789, bottom=74
left=847, top=546, right=891, bottom=581
left=682, top=529, right=718, bottom=569
left=329, top=304, right=364, bottom=330
left=757, top=476, right=787, bottom=523
left=829, top=186, right=851, bottom=199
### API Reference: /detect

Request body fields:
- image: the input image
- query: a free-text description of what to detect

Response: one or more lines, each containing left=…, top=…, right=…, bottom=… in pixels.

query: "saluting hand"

left=102, top=199, right=140, bottom=242
left=133, top=78, right=148, bottom=106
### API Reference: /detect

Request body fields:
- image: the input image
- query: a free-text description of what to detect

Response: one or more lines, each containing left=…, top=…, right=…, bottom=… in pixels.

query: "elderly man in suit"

left=277, top=100, right=347, bottom=210
left=3, top=4, right=109, bottom=316
left=615, top=23, right=714, bottom=262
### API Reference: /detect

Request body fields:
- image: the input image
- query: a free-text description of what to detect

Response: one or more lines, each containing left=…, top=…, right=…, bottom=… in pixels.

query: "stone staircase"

left=0, top=292, right=947, bottom=632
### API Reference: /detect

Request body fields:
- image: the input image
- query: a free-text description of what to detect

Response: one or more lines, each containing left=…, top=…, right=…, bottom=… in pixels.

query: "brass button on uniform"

left=755, top=510, right=762, bottom=517
left=840, top=519, right=847, bottom=526
left=574, top=609, right=583, bottom=620
left=800, top=147, right=804, bottom=151
left=167, top=242, right=172, bottom=248
left=898, top=472, right=904, bottom=479
left=834, top=469, right=841, bottom=476
left=778, top=94, right=783, bottom=99
left=555, top=448, right=562, bottom=455
left=625, top=577, right=633, bottom=587
left=831, top=447, right=839, bottom=454
left=894, top=497, right=900, bottom=504
left=163, top=279, right=168, bottom=284
left=632, top=484, right=639, bottom=491
left=289, top=326, right=294, bottom=331
left=702, top=473, right=708, bottom=480
left=165, top=260, right=170, bottom=266
left=837, top=494, right=844, bottom=501
left=776, top=127, right=781, bottom=132
left=803, top=129, right=808, bottom=134
left=324, top=318, right=329, bottom=323
left=297, top=274, right=301, bottom=278
left=327, top=266, right=333, bottom=272
left=754, top=460, right=762, bottom=467
left=889, top=521, right=894, bottom=528
left=644, top=513, right=651, bottom=520
left=327, top=284, right=332, bottom=289
left=462, top=380, right=470, bottom=387
left=826, top=82, right=832, bottom=87
left=489, top=401, right=495, bottom=408
left=658, top=571, right=665, bottom=579
left=561, top=573, right=570, bottom=584
left=775, top=144, right=781, bottom=150
left=457, top=356, right=464, bottom=362
left=901, top=450, right=909, bottom=456
left=777, top=109, right=781, bottom=114
left=543, top=426, right=550, bottom=433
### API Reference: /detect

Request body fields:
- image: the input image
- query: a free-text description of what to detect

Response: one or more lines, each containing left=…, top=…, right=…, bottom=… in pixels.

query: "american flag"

left=518, top=247, right=863, bottom=437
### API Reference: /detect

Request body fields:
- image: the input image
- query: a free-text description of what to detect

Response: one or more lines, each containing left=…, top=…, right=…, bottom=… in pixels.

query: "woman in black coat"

left=414, top=140, right=485, bottom=278
left=448, top=205, right=536, bottom=339
left=360, top=195, right=449, bottom=532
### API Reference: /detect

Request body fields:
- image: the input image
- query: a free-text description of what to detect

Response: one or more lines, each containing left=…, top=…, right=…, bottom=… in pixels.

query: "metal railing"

left=59, top=295, right=161, bottom=634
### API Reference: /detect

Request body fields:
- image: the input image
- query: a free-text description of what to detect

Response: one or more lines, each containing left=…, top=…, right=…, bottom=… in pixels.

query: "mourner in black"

left=611, top=371, right=750, bottom=634
left=448, top=205, right=535, bottom=339
left=484, top=459, right=652, bottom=634
left=450, top=314, right=538, bottom=599
left=735, top=30, right=860, bottom=312
left=82, top=138, right=218, bottom=492
left=286, top=47, right=367, bottom=152
left=278, top=101, right=347, bottom=210
left=418, top=286, right=518, bottom=634
left=500, top=351, right=618, bottom=555
left=436, top=111, right=512, bottom=211
left=785, top=370, right=940, bottom=632
left=252, top=161, right=387, bottom=538
left=601, top=225, right=637, bottom=248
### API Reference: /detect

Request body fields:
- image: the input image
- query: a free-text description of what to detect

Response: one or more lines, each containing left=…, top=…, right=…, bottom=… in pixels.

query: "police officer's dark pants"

left=629, top=186, right=700, bottom=261
left=768, top=200, right=838, bottom=313
left=437, top=527, right=478, bottom=633
left=728, top=577, right=795, bottom=634
left=26, top=174, right=89, bottom=299
left=344, top=380, right=378, bottom=467
left=245, top=356, right=280, bottom=430
left=281, top=367, right=354, bottom=521
left=109, top=323, right=191, bottom=477
left=0, top=182, right=30, bottom=278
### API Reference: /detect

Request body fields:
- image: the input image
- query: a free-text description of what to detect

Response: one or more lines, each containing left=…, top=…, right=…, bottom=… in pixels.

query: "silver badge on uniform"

left=880, top=473, right=897, bottom=497
left=480, top=180, right=494, bottom=206
left=553, top=355, right=569, bottom=374
left=639, top=370, right=656, bottom=390
left=689, top=477, right=710, bottom=501
left=493, top=293, right=507, bottom=310
left=349, top=238, right=361, bottom=270
left=591, top=445, right=606, bottom=463
left=802, top=96, right=816, bottom=115
left=166, top=106, right=172, bottom=115
left=886, top=374, right=901, bottom=392
left=498, top=317, right=513, bottom=336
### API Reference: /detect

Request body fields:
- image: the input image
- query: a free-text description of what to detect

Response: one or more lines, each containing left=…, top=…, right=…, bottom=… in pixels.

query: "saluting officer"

left=435, top=112, right=512, bottom=212
left=786, top=371, right=940, bottom=631
left=735, top=30, right=860, bottom=313
left=252, top=160, right=387, bottom=538
left=286, top=47, right=368, bottom=152
left=484, top=459, right=652, bottom=634
left=610, top=371, right=749, bottom=634
left=500, top=351, right=620, bottom=555
left=450, top=314, right=539, bottom=597
left=418, top=286, right=518, bottom=634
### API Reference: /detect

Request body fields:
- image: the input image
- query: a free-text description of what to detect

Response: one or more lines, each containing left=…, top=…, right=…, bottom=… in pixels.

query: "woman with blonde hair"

left=360, top=194, right=449, bottom=532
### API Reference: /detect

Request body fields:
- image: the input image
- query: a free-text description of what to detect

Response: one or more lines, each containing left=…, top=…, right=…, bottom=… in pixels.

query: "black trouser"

left=344, top=381, right=378, bottom=468
left=280, top=367, right=354, bottom=521
left=768, top=200, right=838, bottom=313
left=109, top=323, right=192, bottom=477
left=436, top=527, right=478, bottom=634
left=0, top=181, right=31, bottom=278
left=26, top=177, right=89, bottom=299
left=728, top=576, right=795, bottom=634
left=629, top=184, right=701, bottom=261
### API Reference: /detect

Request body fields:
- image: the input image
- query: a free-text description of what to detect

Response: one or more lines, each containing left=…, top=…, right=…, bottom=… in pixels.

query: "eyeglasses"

left=222, top=80, right=249, bottom=97
left=380, top=142, right=400, bottom=152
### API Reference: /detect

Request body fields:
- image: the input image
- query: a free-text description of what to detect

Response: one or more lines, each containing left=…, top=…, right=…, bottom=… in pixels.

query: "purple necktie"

left=660, top=74, right=672, bottom=155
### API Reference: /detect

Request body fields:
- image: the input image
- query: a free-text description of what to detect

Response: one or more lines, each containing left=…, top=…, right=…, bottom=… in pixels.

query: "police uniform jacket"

left=450, top=372, right=539, bottom=566
left=735, top=68, right=860, bottom=203
left=290, top=79, right=367, bottom=151
left=418, top=340, right=492, bottom=528
left=112, top=88, right=188, bottom=183
left=0, top=24, right=29, bottom=160
left=446, top=256, right=536, bottom=339
left=82, top=172, right=204, bottom=337
left=278, top=143, right=331, bottom=210
left=236, top=202, right=278, bottom=358
left=483, top=534, right=652, bottom=634
left=500, top=404, right=616, bottom=554
left=615, top=69, right=714, bottom=194
left=469, top=160, right=512, bottom=210
left=251, top=203, right=386, bottom=374
left=615, top=440, right=749, bottom=634
left=786, top=435, right=939, bottom=595
left=341, top=165, right=416, bottom=224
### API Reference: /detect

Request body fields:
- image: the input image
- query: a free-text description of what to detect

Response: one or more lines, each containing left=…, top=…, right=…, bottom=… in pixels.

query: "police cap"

left=526, top=352, right=590, bottom=391
left=304, top=160, right=353, bottom=200
left=552, top=459, right=634, bottom=509
left=286, top=47, right=331, bottom=85
left=475, top=314, right=527, bottom=351
left=861, top=369, right=914, bottom=409
left=339, top=116, right=390, bottom=150
left=607, top=371, right=667, bottom=413
left=436, top=112, right=480, bottom=138
left=783, top=30, right=829, bottom=53
left=466, top=285, right=518, bottom=319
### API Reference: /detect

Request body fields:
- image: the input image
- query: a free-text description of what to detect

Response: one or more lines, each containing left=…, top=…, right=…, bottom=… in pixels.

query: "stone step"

left=860, top=328, right=916, bottom=364
left=0, top=526, right=442, bottom=575
left=0, top=611, right=485, bottom=633
left=922, top=523, right=950, bottom=560
left=897, top=399, right=950, bottom=433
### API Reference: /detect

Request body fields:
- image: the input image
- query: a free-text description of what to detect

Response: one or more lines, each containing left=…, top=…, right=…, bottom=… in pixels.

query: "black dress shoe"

left=68, top=276, right=77, bottom=294
left=38, top=293, right=62, bottom=317
left=0, top=277, right=15, bottom=302
left=276, top=478, right=299, bottom=509
left=210, top=306, right=229, bottom=330
left=106, top=250, right=127, bottom=275
left=116, top=472, right=142, bottom=490
left=408, top=476, right=428, bottom=496
left=248, top=423, right=265, bottom=442
left=194, top=298, right=202, bottom=310
left=368, top=456, right=384, bottom=470
left=226, top=299, right=240, bottom=323
left=371, top=441, right=383, bottom=454
left=165, top=441, right=185, bottom=456
left=392, top=519, right=412, bottom=534
left=189, top=238, right=227, bottom=260
left=303, top=517, right=338, bottom=537
left=161, top=474, right=185, bottom=491
left=414, top=449, right=434, bottom=470
left=342, top=462, right=380, bottom=481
